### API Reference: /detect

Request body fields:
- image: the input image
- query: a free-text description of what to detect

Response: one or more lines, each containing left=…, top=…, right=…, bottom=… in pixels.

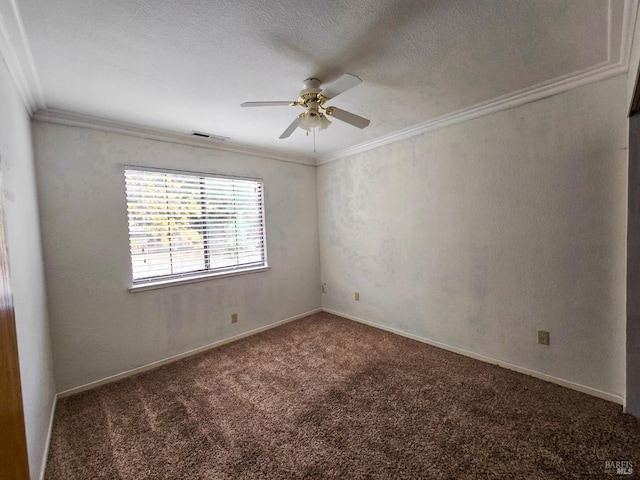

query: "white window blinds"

left=125, top=167, right=267, bottom=284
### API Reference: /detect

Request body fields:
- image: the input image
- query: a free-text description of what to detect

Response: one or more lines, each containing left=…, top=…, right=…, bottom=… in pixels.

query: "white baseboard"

left=39, top=394, right=57, bottom=480
left=57, top=308, right=322, bottom=398
left=322, top=308, right=624, bottom=405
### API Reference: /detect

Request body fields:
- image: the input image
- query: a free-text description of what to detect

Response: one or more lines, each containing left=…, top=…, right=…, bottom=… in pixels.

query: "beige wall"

left=0, top=58, right=56, bottom=478
left=33, top=123, right=321, bottom=392
left=318, top=74, right=628, bottom=398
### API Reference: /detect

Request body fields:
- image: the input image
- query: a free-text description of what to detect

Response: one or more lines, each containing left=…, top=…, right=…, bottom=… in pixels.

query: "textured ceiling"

left=12, top=0, right=631, bottom=159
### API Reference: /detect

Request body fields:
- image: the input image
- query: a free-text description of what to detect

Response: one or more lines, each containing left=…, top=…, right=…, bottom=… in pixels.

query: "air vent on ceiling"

left=190, top=131, right=229, bottom=142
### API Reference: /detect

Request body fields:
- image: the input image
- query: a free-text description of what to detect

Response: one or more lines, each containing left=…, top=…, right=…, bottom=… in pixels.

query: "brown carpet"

left=45, top=312, right=639, bottom=479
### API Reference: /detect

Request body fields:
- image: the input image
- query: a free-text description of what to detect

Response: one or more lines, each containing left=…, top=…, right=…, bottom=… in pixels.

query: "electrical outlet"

left=231, top=313, right=238, bottom=324
left=537, top=330, right=549, bottom=345
left=322, top=283, right=327, bottom=294
left=355, top=292, right=360, bottom=301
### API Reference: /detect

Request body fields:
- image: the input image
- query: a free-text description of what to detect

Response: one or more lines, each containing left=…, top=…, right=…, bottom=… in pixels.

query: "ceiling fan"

left=241, top=73, right=370, bottom=139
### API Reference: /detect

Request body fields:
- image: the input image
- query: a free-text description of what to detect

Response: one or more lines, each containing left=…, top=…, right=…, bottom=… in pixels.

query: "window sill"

left=128, top=265, right=270, bottom=293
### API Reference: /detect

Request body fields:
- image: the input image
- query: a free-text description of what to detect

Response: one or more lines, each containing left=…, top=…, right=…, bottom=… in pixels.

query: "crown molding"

left=318, top=0, right=637, bottom=165
left=317, top=62, right=627, bottom=165
left=33, top=108, right=316, bottom=166
left=6, top=0, right=635, bottom=165
left=0, top=0, right=45, bottom=114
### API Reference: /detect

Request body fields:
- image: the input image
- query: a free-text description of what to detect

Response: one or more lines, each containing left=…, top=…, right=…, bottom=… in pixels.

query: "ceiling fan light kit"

left=298, top=108, right=331, bottom=132
left=241, top=73, right=370, bottom=140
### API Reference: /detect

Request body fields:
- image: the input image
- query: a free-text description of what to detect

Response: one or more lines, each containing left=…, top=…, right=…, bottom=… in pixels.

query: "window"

left=124, top=167, right=268, bottom=289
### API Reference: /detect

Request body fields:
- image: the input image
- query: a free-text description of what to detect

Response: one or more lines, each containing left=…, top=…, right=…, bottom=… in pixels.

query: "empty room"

left=1, top=1, right=640, bottom=479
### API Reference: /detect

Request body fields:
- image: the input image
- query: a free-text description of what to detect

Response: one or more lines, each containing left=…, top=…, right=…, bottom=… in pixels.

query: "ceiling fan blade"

left=241, top=101, right=293, bottom=107
left=325, top=107, right=370, bottom=129
left=320, top=73, right=362, bottom=100
left=279, top=117, right=301, bottom=139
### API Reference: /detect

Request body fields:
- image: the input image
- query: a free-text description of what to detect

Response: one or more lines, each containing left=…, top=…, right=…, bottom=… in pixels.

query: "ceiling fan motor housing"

left=298, top=79, right=322, bottom=107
